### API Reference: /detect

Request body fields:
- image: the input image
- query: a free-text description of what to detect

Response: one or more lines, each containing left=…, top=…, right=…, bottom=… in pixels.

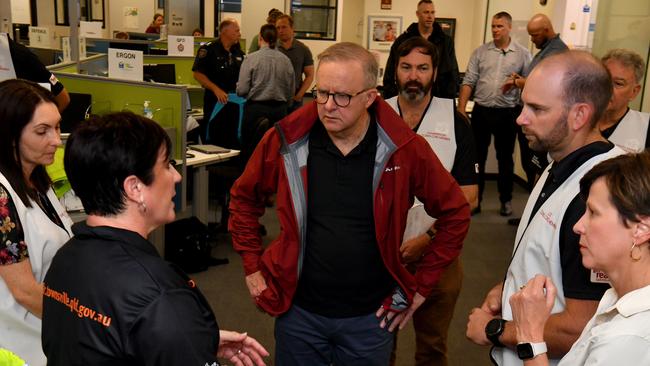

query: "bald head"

left=527, top=14, right=556, bottom=49
left=532, top=51, right=612, bottom=127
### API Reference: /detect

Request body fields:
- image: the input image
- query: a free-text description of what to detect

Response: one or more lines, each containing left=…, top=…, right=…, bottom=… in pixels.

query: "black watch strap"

left=485, top=318, right=506, bottom=347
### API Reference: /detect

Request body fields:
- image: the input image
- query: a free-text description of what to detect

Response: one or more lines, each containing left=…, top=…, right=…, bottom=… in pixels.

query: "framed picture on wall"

left=435, top=18, right=456, bottom=41
left=368, top=15, right=402, bottom=51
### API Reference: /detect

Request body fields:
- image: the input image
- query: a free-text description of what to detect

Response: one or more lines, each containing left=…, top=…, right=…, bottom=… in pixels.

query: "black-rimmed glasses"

left=311, top=87, right=373, bottom=108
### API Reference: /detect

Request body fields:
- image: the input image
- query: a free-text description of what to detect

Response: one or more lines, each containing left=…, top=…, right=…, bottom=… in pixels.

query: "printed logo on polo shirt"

left=384, top=165, right=401, bottom=172
left=539, top=209, right=556, bottom=229
left=422, top=131, right=451, bottom=141
left=43, top=284, right=113, bottom=327
left=49, top=73, right=59, bottom=85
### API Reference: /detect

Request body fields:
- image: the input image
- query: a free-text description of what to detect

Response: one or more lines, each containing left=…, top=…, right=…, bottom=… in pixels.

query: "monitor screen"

left=143, top=64, right=176, bottom=84
left=127, top=32, right=160, bottom=41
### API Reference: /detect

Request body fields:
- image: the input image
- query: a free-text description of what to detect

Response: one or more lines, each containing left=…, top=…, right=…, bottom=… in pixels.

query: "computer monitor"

left=60, top=93, right=92, bottom=133
left=127, top=32, right=160, bottom=41
left=108, top=41, right=149, bottom=54
left=143, top=64, right=176, bottom=84
left=148, top=48, right=168, bottom=55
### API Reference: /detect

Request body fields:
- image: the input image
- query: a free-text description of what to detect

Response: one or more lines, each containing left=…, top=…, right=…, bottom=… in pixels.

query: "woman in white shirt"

left=510, top=150, right=650, bottom=365
left=0, top=79, right=73, bottom=365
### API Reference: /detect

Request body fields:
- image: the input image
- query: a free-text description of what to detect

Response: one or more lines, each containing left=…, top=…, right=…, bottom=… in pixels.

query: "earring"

left=139, top=194, right=147, bottom=213
left=630, top=242, right=642, bottom=262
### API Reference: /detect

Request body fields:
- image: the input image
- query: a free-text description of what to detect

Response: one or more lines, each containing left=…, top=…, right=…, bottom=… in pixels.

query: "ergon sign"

left=108, top=48, right=143, bottom=81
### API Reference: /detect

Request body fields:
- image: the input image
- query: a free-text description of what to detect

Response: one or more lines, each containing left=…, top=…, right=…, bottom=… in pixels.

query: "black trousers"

left=240, top=100, right=288, bottom=166
left=471, top=104, right=518, bottom=204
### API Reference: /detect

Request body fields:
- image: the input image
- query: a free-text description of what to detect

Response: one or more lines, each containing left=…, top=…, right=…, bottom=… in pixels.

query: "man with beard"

left=383, top=0, right=460, bottom=99
left=502, top=13, right=568, bottom=225
left=598, top=48, right=649, bottom=152
left=466, top=51, right=625, bottom=366
left=385, top=37, right=477, bottom=366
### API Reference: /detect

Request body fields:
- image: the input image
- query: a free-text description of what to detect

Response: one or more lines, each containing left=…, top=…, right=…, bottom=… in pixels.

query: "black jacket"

left=42, top=223, right=221, bottom=366
left=383, top=22, right=460, bottom=99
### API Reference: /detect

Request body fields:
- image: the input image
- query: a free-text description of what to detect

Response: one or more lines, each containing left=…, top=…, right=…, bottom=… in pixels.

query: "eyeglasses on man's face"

left=311, top=87, right=373, bottom=108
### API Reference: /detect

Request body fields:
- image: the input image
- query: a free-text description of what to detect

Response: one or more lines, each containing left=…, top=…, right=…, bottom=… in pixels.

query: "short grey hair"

left=602, top=48, right=646, bottom=84
left=219, top=18, right=238, bottom=32
left=317, top=42, right=378, bottom=89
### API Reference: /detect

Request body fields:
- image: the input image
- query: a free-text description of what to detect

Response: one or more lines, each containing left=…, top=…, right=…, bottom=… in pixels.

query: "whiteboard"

left=11, top=0, right=32, bottom=24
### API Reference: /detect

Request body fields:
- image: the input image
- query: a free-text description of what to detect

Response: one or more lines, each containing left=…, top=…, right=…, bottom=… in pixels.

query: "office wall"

left=340, top=0, right=363, bottom=45
left=591, top=0, right=650, bottom=111
left=241, top=0, right=283, bottom=49
left=108, top=0, right=157, bottom=35
left=364, top=0, right=483, bottom=73
left=484, top=0, right=534, bottom=50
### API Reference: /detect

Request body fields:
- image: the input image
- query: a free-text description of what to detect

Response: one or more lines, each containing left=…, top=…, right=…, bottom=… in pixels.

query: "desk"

left=184, top=148, right=240, bottom=224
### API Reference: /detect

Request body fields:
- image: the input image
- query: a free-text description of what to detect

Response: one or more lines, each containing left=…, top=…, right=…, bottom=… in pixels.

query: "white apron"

left=0, top=33, right=18, bottom=81
left=0, top=173, right=73, bottom=366
left=386, top=96, right=457, bottom=239
left=492, top=146, right=624, bottom=366
left=607, top=109, right=650, bottom=153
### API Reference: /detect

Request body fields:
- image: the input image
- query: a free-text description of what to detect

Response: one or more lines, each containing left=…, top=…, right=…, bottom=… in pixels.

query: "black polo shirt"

left=42, top=223, right=220, bottom=365
left=526, top=141, right=614, bottom=300
left=293, top=117, right=396, bottom=318
left=192, top=39, right=244, bottom=123
left=8, top=36, right=65, bottom=96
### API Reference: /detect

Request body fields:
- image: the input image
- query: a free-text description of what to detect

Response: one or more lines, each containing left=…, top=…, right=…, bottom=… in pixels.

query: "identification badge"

left=590, top=269, right=610, bottom=284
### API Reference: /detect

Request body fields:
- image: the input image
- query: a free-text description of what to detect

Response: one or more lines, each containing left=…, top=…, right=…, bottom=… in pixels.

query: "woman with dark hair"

left=146, top=13, right=164, bottom=34
left=237, top=23, right=295, bottom=165
left=41, top=112, right=269, bottom=365
left=0, top=79, right=73, bottom=366
left=510, top=151, right=650, bottom=365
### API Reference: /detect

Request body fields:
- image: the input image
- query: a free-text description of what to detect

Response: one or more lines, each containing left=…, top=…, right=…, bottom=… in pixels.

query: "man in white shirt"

left=466, top=50, right=624, bottom=365
left=457, top=12, right=531, bottom=217
left=598, top=48, right=649, bottom=152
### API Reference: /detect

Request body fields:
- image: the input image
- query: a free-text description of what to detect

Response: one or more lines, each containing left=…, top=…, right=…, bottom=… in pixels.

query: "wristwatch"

left=516, top=342, right=547, bottom=360
left=485, top=318, right=506, bottom=347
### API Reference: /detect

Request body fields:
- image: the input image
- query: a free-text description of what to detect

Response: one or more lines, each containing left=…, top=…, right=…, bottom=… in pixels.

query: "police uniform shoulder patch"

left=197, top=48, right=208, bottom=58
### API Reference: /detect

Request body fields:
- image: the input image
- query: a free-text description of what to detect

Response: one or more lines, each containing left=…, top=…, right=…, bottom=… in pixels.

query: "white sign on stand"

left=167, top=35, right=194, bottom=56
left=79, top=37, right=87, bottom=59
left=80, top=21, right=103, bottom=38
left=29, top=26, right=51, bottom=48
left=108, top=48, right=143, bottom=81
left=61, top=37, right=71, bottom=62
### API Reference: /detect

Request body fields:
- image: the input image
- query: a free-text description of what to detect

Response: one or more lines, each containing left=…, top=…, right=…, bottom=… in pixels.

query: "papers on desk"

left=188, top=144, right=231, bottom=154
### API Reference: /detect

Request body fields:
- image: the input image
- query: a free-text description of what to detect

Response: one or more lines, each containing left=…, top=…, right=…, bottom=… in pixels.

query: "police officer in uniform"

left=192, top=19, right=244, bottom=147
left=1, top=33, right=70, bottom=111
